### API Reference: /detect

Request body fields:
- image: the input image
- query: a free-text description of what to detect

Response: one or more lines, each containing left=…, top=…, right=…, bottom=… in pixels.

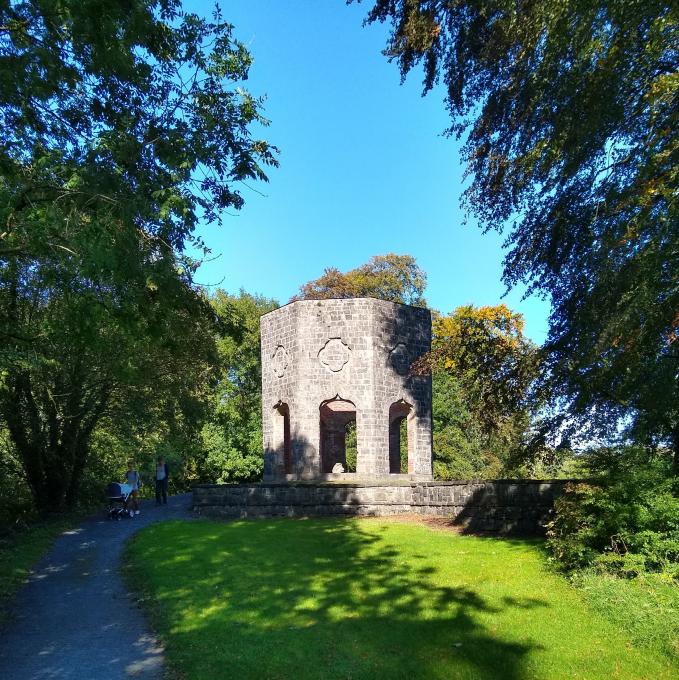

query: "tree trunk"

left=65, top=443, right=90, bottom=508
left=1, top=366, right=109, bottom=513
left=41, top=452, right=70, bottom=512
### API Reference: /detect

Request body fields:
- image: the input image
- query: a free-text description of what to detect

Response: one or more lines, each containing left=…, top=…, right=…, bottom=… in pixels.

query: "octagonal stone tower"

left=261, top=298, right=433, bottom=481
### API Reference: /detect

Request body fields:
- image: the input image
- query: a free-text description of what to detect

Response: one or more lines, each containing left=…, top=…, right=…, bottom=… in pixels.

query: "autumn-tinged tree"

left=296, top=257, right=539, bottom=477
left=427, top=305, right=539, bottom=434
left=422, top=305, right=541, bottom=478
left=0, top=1, right=277, bottom=510
left=360, top=0, right=679, bottom=469
left=293, top=254, right=427, bottom=306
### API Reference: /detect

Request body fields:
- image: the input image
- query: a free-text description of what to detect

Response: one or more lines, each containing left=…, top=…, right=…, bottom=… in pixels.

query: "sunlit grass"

left=572, top=570, right=679, bottom=659
left=124, top=518, right=678, bottom=680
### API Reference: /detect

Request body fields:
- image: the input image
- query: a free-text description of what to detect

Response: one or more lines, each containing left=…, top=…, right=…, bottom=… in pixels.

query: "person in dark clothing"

left=155, top=457, right=169, bottom=505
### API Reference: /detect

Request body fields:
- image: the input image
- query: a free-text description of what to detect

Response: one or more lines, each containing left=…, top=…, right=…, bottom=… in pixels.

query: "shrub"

left=546, top=447, right=679, bottom=578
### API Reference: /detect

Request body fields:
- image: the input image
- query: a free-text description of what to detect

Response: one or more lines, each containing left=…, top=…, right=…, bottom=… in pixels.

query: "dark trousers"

left=155, top=478, right=168, bottom=504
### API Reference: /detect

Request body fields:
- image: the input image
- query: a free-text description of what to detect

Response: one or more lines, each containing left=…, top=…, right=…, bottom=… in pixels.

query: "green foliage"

left=0, top=253, right=218, bottom=510
left=427, top=305, right=540, bottom=479
left=196, top=290, right=278, bottom=484
left=0, top=1, right=277, bottom=511
left=547, top=447, right=679, bottom=577
left=86, top=422, right=203, bottom=498
left=293, top=253, right=427, bottom=307
left=398, top=417, right=408, bottom=473
left=345, top=420, right=357, bottom=472
left=432, top=371, right=491, bottom=479
left=125, top=518, right=678, bottom=679
left=0, top=427, right=34, bottom=526
left=1, top=0, right=277, bottom=259
left=200, top=422, right=262, bottom=484
left=361, top=0, right=679, bottom=467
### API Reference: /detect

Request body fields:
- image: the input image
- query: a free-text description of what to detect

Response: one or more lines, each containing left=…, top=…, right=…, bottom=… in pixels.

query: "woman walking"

left=125, top=461, right=141, bottom=515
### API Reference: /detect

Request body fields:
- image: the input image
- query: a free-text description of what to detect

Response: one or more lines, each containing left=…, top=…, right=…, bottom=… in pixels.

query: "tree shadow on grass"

left=130, top=519, right=547, bottom=680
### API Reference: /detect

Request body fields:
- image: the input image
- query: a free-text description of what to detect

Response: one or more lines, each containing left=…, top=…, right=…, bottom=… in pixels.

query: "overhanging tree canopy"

left=1, top=0, right=277, bottom=259
left=360, top=0, right=679, bottom=465
left=0, top=0, right=277, bottom=510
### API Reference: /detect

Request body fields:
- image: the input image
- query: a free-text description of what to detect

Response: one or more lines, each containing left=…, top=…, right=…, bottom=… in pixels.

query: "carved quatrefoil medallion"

left=271, top=345, right=289, bottom=378
left=389, top=343, right=410, bottom=376
left=318, top=338, right=351, bottom=373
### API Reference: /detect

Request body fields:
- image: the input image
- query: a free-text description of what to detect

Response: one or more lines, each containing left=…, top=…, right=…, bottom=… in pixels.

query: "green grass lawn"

left=124, top=518, right=679, bottom=680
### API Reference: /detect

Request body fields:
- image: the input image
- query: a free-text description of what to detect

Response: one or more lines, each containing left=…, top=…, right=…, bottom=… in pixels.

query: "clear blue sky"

left=186, top=0, right=551, bottom=343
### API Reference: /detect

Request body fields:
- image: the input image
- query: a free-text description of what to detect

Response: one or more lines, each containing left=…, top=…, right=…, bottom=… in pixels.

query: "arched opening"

left=389, top=400, right=414, bottom=474
left=273, top=402, right=292, bottom=475
left=319, top=397, right=356, bottom=473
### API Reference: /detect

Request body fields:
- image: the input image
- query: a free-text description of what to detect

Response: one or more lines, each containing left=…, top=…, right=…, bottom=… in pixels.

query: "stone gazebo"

left=193, top=296, right=568, bottom=532
left=260, top=297, right=433, bottom=481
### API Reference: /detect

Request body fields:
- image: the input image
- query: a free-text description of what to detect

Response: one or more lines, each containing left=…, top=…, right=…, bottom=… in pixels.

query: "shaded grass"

left=0, top=516, right=75, bottom=622
left=124, top=518, right=679, bottom=680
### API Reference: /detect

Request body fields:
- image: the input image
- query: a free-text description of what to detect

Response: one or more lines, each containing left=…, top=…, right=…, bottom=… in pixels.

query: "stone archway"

left=272, top=401, right=292, bottom=476
left=389, top=400, right=415, bottom=474
left=319, top=397, right=356, bottom=473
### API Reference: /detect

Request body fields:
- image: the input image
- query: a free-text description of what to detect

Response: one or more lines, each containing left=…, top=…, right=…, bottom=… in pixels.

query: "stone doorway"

left=319, top=397, right=356, bottom=473
left=389, top=400, right=414, bottom=474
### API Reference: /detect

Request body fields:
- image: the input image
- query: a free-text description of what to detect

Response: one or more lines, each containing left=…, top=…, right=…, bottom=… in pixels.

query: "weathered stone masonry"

left=261, top=298, right=433, bottom=480
left=193, top=296, right=571, bottom=534
left=193, top=480, right=569, bottom=534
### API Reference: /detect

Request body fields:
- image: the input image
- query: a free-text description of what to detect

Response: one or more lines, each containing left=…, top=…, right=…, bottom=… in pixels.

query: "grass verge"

left=0, top=516, right=77, bottom=623
left=571, top=569, right=679, bottom=660
left=124, top=518, right=679, bottom=680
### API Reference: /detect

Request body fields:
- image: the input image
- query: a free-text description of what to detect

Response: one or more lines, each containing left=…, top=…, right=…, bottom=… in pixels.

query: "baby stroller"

left=106, top=482, right=134, bottom=520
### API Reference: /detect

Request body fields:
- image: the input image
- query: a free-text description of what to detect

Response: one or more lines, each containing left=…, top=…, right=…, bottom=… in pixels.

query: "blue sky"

left=187, top=0, right=551, bottom=343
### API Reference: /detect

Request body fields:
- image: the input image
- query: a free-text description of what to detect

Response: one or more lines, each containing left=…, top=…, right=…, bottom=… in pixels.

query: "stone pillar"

left=356, top=405, right=390, bottom=475
left=292, top=402, right=321, bottom=479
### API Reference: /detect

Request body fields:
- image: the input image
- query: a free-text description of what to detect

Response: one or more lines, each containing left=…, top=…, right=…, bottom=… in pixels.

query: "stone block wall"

left=193, top=480, right=571, bottom=534
left=260, top=298, right=433, bottom=480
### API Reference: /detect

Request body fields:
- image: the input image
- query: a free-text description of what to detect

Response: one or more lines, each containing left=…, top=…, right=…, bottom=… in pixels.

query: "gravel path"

left=0, top=493, right=195, bottom=679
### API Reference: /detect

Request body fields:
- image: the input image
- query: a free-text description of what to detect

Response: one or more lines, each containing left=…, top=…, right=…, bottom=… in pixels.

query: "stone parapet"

left=192, top=480, right=573, bottom=534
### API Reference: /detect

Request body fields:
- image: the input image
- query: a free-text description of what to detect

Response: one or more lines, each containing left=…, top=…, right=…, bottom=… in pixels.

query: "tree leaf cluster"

left=196, top=290, right=278, bottom=485
left=0, top=1, right=276, bottom=511
left=1, top=0, right=278, bottom=260
left=292, top=253, right=428, bottom=307
left=427, top=304, right=541, bottom=478
left=546, top=446, right=679, bottom=578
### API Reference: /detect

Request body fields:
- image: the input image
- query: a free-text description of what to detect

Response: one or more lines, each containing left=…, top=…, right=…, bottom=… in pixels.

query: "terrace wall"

left=193, top=480, right=572, bottom=535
